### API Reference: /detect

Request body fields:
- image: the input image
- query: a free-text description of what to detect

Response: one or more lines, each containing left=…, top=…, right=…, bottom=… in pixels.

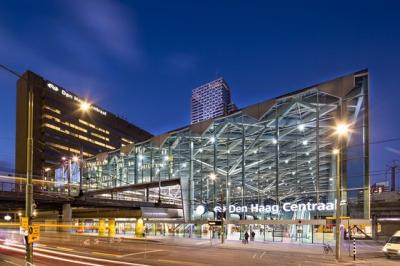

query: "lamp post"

left=209, top=173, right=225, bottom=244
left=77, top=101, right=90, bottom=196
left=334, top=122, right=350, bottom=261
left=25, top=77, right=34, bottom=264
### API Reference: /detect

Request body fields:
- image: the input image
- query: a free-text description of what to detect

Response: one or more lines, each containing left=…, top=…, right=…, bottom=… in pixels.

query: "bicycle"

left=323, top=243, right=333, bottom=254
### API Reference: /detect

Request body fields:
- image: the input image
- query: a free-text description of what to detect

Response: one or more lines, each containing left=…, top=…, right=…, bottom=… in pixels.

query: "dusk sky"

left=1, top=0, right=400, bottom=185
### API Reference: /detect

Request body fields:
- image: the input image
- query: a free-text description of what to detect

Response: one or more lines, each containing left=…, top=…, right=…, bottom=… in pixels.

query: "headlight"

left=382, top=247, right=387, bottom=252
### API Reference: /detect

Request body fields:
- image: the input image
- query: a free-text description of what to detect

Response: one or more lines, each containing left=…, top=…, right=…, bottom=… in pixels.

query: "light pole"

left=209, top=173, right=225, bottom=244
left=333, top=122, right=350, bottom=261
left=77, top=101, right=90, bottom=196
left=25, top=75, right=34, bottom=264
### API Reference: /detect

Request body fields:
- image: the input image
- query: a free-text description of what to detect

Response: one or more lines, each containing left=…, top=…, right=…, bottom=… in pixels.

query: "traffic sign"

left=20, top=217, right=28, bottom=230
left=28, top=225, right=40, bottom=243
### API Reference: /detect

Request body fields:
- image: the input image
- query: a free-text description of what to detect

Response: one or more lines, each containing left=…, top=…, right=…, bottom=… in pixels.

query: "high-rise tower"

left=191, top=78, right=236, bottom=124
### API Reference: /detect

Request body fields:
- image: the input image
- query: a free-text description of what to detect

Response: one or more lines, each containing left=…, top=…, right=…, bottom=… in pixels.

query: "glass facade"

left=82, top=71, right=370, bottom=235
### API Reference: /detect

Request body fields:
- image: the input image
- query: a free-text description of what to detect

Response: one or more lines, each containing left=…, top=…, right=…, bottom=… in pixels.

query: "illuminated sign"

left=47, top=82, right=107, bottom=116
left=47, top=83, right=59, bottom=92
left=208, top=202, right=336, bottom=215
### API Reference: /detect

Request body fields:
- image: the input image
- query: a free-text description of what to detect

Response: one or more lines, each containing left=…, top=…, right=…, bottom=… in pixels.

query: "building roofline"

left=23, top=70, right=153, bottom=138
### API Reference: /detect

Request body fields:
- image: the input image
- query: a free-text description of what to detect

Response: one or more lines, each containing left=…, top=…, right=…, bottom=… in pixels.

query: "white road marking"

left=2, top=242, right=150, bottom=266
left=260, top=251, right=266, bottom=259
left=4, top=260, right=20, bottom=266
left=252, top=253, right=257, bottom=259
left=0, top=244, right=102, bottom=266
left=119, top=249, right=164, bottom=257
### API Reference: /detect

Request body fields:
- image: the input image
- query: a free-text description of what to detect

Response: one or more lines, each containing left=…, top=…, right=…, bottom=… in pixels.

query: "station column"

left=62, top=203, right=72, bottom=232
left=98, top=218, right=106, bottom=237
left=135, top=218, right=144, bottom=237
left=108, top=218, right=116, bottom=237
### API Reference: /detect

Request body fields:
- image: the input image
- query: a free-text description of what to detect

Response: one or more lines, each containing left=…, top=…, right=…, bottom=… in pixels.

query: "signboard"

left=47, top=82, right=107, bottom=116
left=200, top=201, right=336, bottom=215
left=20, top=217, right=28, bottom=230
left=208, top=220, right=222, bottom=226
left=28, top=225, right=40, bottom=243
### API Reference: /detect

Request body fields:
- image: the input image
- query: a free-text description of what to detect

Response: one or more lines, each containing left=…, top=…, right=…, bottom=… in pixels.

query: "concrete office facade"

left=15, top=71, right=152, bottom=178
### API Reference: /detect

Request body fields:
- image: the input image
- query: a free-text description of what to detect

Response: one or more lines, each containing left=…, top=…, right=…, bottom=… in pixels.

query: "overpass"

left=0, top=176, right=183, bottom=221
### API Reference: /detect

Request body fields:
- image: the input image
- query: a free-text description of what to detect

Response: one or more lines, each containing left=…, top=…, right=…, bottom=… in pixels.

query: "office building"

left=15, top=71, right=152, bottom=178
left=191, top=78, right=236, bottom=124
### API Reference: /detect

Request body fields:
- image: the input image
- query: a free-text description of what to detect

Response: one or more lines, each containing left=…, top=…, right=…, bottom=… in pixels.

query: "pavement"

left=0, top=230, right=399, bottom=266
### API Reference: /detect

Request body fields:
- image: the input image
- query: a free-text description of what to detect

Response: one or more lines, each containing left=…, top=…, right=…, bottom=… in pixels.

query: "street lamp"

left=335, top=123, right=350, bottom=136
left=333, top=122, right=350, bottom=261
left=80, top=101, right=91, bottom=112
left=209, top=172, right=226, bottom=244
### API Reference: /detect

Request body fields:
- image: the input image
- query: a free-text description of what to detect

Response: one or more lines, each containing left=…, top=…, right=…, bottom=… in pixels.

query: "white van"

left=382, top=230, right=400, bottom=258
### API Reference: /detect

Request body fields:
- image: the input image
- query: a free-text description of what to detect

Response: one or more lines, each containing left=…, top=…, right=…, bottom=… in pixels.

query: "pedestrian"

left=251, top=231, right=255, bottom=241
left=244, top=231, right=249, bottom=244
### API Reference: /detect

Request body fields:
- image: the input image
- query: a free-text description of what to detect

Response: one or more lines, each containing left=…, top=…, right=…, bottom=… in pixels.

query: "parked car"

left=382, top=230, right=400, bottom=258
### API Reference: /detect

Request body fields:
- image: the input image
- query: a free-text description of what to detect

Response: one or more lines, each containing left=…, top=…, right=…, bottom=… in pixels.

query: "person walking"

left=251, top=231, right=255, bottom=241
left=244, top=231, right=249, bottom=244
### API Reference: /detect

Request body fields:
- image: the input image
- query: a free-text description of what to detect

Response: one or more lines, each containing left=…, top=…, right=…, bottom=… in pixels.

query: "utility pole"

left=0, top=65, right=35, bottom=263
left=335, top=148, right=341, bottom=261
left=25, top=76, right=34, bottom=264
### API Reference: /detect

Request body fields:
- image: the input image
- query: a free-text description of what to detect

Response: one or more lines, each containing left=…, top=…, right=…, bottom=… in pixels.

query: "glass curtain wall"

left=82, top=72, right=369, bottom=232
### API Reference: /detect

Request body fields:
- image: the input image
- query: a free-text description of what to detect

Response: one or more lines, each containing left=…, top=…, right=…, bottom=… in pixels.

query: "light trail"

left=2, top=241, right=150, bottom=266
left=0, top=244, right=103, bottom=266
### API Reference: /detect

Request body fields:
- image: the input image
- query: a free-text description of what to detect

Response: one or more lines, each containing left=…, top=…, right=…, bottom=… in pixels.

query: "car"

left=382, top=230, right=400, bottom=258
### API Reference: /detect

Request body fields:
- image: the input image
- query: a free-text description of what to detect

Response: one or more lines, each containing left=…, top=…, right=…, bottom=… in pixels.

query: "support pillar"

left=98, top=218, right=106, bottom=237
left=108, top=218, right=116, bottom=237
left=135, top=218, right=144, bottom=237
left=62, top=203, right=72, bottom=232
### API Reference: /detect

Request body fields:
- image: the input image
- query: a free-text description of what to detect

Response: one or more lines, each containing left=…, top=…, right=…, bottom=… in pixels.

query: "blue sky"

left=0, top=0, right=400, bottom=184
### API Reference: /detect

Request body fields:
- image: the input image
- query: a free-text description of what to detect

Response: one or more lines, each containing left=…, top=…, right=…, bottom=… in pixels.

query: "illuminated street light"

left=333, top=121, right=350, bottom=261
left=298, top=124, right=305, bottom=131
left=335, top=122, right=350, bottom=136
left=44, top=167, right=51, bottom=172
left=72, top=155, right=79, bottom=162
left=61, top=156, right=66, bottom=161
left=272, top=138, right=277, bottom=144
left=210, top=136, right=216, bottom=143
left=209, top=173, right=217, bottom=180
left=4, top=214, right=11, bottom=221
left=80, top=101, right=91, bottom=112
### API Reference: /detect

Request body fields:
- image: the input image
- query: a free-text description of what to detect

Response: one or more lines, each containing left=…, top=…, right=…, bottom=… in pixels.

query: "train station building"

left=78, top=69, right=370, bottom=243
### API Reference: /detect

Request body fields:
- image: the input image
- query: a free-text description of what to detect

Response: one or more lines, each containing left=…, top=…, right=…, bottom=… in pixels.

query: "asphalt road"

left=0, top=230, right=399, bottom=266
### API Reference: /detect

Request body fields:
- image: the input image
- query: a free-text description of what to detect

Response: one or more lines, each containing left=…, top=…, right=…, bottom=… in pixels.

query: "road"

left=0, top=230, right=398, bottom=266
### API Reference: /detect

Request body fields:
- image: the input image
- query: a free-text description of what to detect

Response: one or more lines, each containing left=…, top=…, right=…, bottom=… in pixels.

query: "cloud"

left=165, top=52, right=198, bottom=72
left=63, top=0, right=142, bottom=65
left=385, top=147, right=400, bottom=155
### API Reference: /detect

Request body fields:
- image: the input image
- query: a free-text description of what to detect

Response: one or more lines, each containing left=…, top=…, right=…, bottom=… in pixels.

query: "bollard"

left=353, top=238, right=356, bottom=261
